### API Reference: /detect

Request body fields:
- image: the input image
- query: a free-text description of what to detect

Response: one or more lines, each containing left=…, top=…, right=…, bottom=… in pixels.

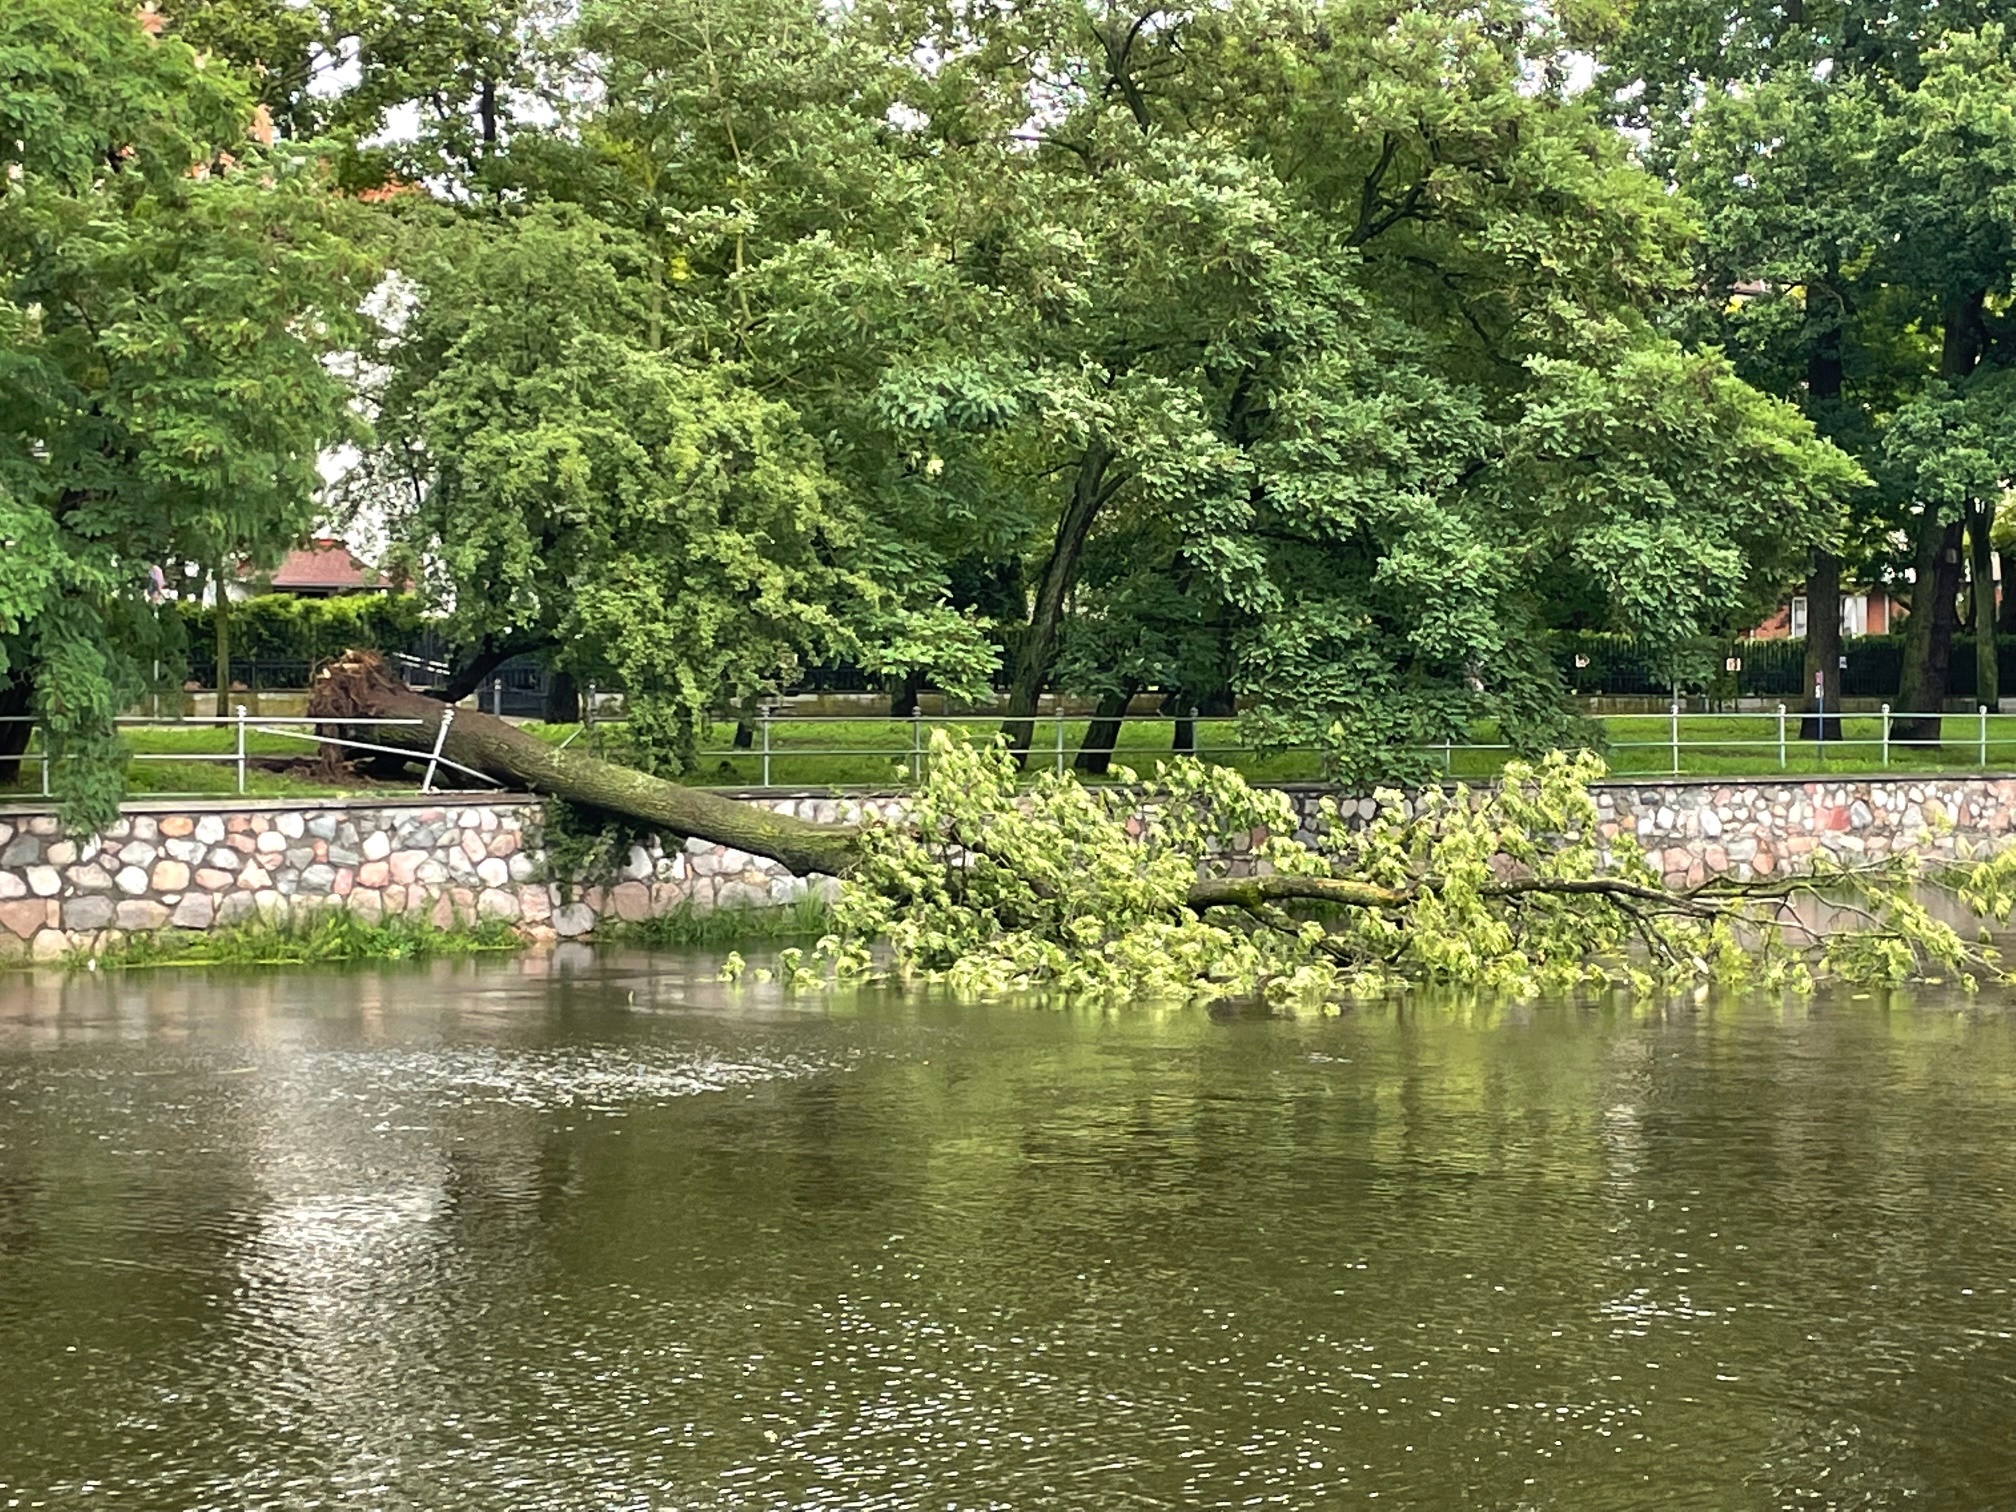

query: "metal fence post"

left=1055, top=709, right=1066, bottom=776
left=760, top=703, right=773, bottom=787
left=1776, top=703, right=1787, bottom=770
left=1881, top=704, right=1891, bottom=767
left=1982, top=705, right=1990, bottom=768
left=421, top=707, right=455, bottom=794
left=492, top=677, right=503, bottom=718
left=1670, top=697, right=1681, bottom=775
left=235, top=703, right=248, bottom=794
left=910, top=711, right=923, bottom=784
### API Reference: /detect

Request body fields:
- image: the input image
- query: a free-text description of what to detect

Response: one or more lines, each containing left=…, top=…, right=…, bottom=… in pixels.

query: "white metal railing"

left=3, top=701, right=2015, bottom=800
left=0, top=708, right=503, bottom=798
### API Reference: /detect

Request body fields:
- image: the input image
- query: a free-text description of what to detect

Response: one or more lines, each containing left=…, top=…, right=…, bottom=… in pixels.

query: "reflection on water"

left=3, top=953, right=2016, bottom=1509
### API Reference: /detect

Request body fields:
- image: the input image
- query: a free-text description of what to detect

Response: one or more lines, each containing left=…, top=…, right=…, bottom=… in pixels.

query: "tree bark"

left=1163, top=690, right=1197, bottom=755
left=1073, top=685, right=1136, bottom=775
left=439, top=634, right=554, bottom=704
left=1895, top=517, right=1964, bottom=745
left=1002, top=442, right=1111, bottom=760
left=309, top=652, right=864, bottom=877
left=1798, top=550, right=1843, bottom=741
left=890, top=667, right=925, bottom=719
left=543, top=670, right=580, bottom=724
left=213, top=567, right=232, bottom=719
left=1972, top=499, right=1999, bottom=710
left=1894, top=289, right=1987, bottom=745
left=1799, top=298, right=1845, bottom=741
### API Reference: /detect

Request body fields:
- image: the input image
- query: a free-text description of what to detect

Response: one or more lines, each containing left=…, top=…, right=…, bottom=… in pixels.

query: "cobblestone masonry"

left=3, top=776, right=2012, bottom=961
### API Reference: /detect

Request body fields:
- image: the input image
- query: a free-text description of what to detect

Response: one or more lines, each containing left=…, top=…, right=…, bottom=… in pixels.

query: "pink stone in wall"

left=611, top=881, right=652, bottom=922
left=193, top=868, right=235, bottom=892
left=0, top=900, right=50, bottom=939
left=159, top=816, right=194, bottom=838
left=519, top=886, right=552, bottom=924
left=357, top=860, right=390, bottom=888
left=460, top=831, right=486, bottom=865
left=388, top=850, right=424, bottom=885
left=333, top=868, right=354, bottom=897
left=228, top=833, right=257, bottom=854
left=1753, top=847, right=1775, bottom=876
left=237, top=862, right=272, bottom=889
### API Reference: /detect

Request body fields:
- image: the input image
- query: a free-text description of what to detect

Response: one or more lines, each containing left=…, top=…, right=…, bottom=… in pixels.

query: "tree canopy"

left=1599, top=0, right=2016, bottom=738
left=4, top=0, right=1873, bottom=831
left=0, top=0, right=372, bottom=819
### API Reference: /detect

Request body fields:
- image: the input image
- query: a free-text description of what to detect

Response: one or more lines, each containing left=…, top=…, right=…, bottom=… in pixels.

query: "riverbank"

left=5, top=773, right=2014, bottom=962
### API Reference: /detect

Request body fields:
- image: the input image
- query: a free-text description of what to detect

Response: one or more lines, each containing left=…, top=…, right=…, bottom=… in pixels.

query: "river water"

left=1, top=952, right=2014, bottom=1510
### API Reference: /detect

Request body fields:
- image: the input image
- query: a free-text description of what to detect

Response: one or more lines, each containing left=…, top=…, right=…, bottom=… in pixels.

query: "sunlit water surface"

left=2, top=951, right=2015, bottom=1510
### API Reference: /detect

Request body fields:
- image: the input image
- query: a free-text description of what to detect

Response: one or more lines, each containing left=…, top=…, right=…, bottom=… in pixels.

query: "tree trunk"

left=1798, top=295, right=1846, bottom=741
left=439, top=635, right=554, bottom=704
left=1798, top=550, right=1843, bottom=741
left=213, top=568, right=232, bottom=719
left=1164, top=690, right=1197, bottom=755
left=543, top=670, right=580, bottom=724
left=308, top=652, right=864, bottom=877
left=890, top=667, right=925, bottom=719
left=1894, top=290, right=1987, bottom=745
left=1002, top=442, right=1111, bottom=760
left=0, top=667, right=32, bottom=788
left=1973, top=499, right=1999, bottom=710
left=1073, top=685, right=1136, bottom=775
left=1895, top=517, right=1964, bottom=745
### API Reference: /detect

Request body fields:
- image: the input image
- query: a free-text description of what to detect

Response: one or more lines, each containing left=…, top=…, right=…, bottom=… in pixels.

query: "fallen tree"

left=307, top=651, right=864, bottom=878
left=311, top=651, right=2016, bottom=1004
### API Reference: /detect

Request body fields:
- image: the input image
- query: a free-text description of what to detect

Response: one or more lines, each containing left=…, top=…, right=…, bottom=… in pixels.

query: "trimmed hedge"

left=175, top=593, right=431, bottom=665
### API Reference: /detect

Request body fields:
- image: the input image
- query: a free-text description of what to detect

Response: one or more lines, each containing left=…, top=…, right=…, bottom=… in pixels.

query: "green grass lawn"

left=5, top=710, right=2015, bottom=804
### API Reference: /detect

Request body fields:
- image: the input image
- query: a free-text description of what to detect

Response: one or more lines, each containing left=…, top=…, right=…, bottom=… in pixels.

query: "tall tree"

left=1602, top=4, right=2016, bottom=744
left=0, top=0, right=372, bottom=824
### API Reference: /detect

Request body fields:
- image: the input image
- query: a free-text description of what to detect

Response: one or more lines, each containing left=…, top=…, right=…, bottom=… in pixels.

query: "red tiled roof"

left=261, top=539, right=384, bottom=591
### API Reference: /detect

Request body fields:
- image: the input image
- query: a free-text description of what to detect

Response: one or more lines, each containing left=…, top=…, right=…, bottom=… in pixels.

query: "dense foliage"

left=1598, top=0, right=2016, bottom=734
left=773, top=732, right=2016, bottom=1004
left=174, top=593, right=428, bottom=665
left=0, top=0, right=1881, bottom=834
left=308, top=0, right=1858, bottom=785
left=0, top=0, right=373, bottom=822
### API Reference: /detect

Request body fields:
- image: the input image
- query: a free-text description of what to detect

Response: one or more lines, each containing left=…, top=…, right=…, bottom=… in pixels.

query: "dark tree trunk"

left=213, top=571, right=232, bottom=719
left=1894, top=290, right=1986, bottom=745
left=1798, top=319, right=1845, bottom=741
left=0, top=668, right=32, bottom=788
left=309, top=652, right=864, bottom=877
left=1002, top=443, right=1112, bottom=760
left=1799, top=550, right=1843, bottom=741
left=438, top=635, right=554, bottom=704
left=1895, top=518, right=1965, bottom=745
left=1972, top=499, right=1999, bottom=709
left=542, top=670, right=580, bottom=724
left=1164, top=691, right=1197, bottom=756
left=2000, top=549, right=2016, bottom=638
left=1073, top=685, right=1137, bottom=775
left=890, top=667, right=925, bottom=719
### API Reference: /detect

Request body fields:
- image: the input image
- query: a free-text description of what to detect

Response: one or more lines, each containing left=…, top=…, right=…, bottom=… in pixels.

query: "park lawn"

left=9, top=710, right=2016, bottom=804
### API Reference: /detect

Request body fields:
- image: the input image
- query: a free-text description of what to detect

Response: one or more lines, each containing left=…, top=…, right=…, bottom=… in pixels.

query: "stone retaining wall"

left=1268, top=776, right=2016, bottom=889
left=5, top=776, right=2014, bottom=962
left=0, top=796, right=904, bottom=964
